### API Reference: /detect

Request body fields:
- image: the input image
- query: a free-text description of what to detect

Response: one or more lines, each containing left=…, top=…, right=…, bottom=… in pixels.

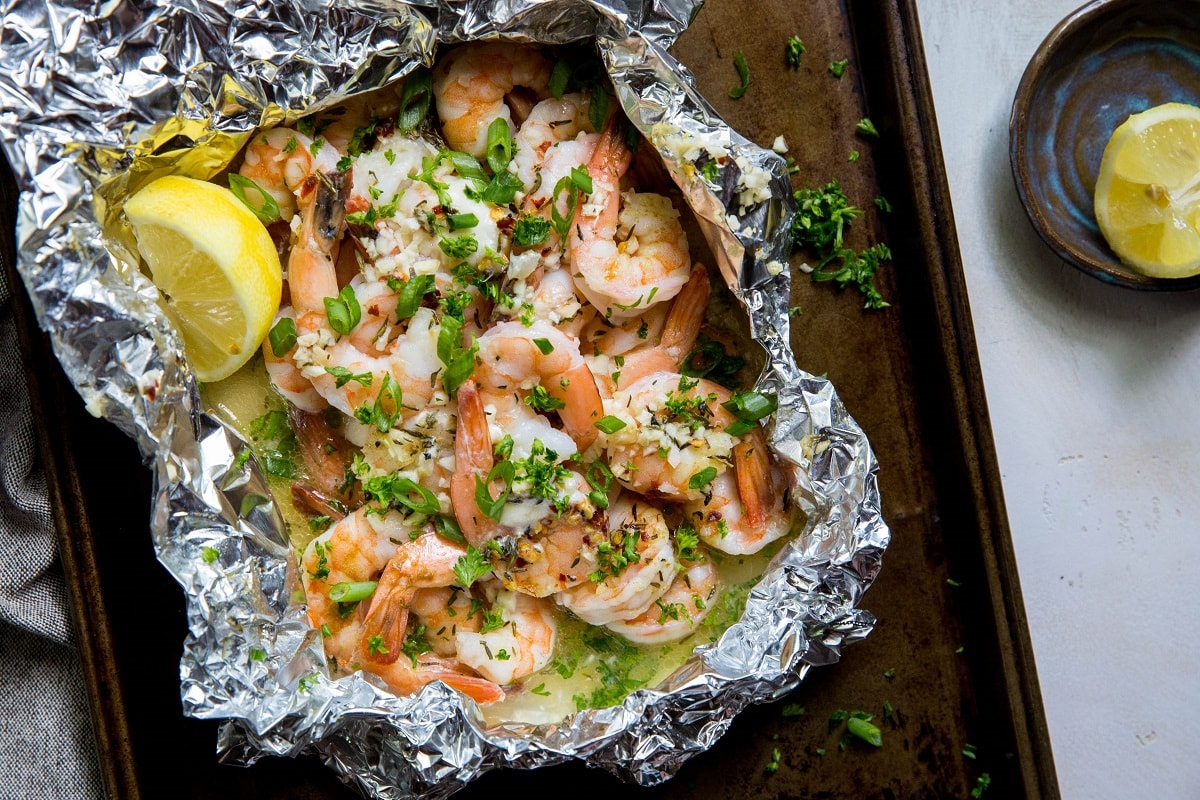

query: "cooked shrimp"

left=263, top=308, right=326, bottom=412
left=356, top=532, right=506, bottom=704
left=474, top=320, right=604, bottom=449
left=239, top=127, right=340, bottom=221
left=686, top=455, right=796, bottom=556
left=300, top=507, right=424, bottom=672
left=599, top=371, right=738, bottom=502
left=585, top=264, right=709, bottom=396
left=451, top=380, right=599, bottom=548
left=408, top=587, right=481, bottom=656
left=455, top=589, right=557, bottom=685
left=433, top=43, right=552, bottom=158
left=606, top=558, right=719, bottom=644
left=570, top=124, right=692, bottom=319
left=512, top=93, right=597, bottom=209
left=555, top=496, right=679, bottom=626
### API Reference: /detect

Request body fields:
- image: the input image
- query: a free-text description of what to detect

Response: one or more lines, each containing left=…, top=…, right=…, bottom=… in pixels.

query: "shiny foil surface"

left=0, top=0, right=889, bottom=796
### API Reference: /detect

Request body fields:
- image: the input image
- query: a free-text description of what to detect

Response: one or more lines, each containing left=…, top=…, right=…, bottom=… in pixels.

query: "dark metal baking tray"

left=5, top=0, right=1060, bottom=797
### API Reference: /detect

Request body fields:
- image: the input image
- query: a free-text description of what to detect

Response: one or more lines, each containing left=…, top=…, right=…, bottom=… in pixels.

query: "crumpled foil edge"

left=0, top=0, right=889, bottom=796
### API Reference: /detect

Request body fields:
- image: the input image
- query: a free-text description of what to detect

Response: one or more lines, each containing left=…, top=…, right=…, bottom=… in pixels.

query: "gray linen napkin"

left=0, top=264, right=104, bottom=799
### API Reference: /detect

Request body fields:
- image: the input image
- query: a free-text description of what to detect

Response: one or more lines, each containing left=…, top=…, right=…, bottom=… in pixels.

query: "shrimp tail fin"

left=452, top=380, right=497, bottom=547
left=420, top=662, right=507, bottom=704
left=659, top=264, right=710, bottom=360
left=553, top=362, right=604, bottom=451
left=734, top=426, right=774, bottom=530
left=360, top=560, right=413, bottom=666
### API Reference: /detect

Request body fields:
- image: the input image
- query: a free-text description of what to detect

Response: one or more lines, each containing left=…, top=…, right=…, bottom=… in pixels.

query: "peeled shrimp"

left=606, top=558, right=719, bottom=644
left=454, top=589, right=557, bottom=685
left=555, top=496, right=679, bottom=626
left=238, top=127, right=340, bottom=220
left=433, top=43, right=552, bottom=158
left=451, top=379, right=599, bottom=548
left=585, top=264, right=710, bottom=396
left=474, top=320, right=604, bottom=450
left=686, top=458, right=796, bottom=556
left=570, top=124, right=691, bottom=319
left=300, top=507, right=425, bottom=673
left=358, top=532, right=505, bottom=703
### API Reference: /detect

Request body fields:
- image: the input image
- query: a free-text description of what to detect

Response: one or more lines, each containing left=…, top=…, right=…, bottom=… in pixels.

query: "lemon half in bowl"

left=1094, top=102, right=1200, bottom=279
left=124, top=176, right=282, bottom=382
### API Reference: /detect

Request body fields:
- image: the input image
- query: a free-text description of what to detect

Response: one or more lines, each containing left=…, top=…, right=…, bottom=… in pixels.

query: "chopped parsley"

left=453, top=544, right=492, bottom=588
left=674, top=523, right=702, bottom=562
left=401, top=625, right=432, bottom=666
left=829, top=58, right=848, bottom=78
left=856, top=117, right=880, bottom=138
left=201, top=546, right=219, bottom=564
left=875, top=194, right=893, bottom=212
left=791, top=182, right=892, bottom=309
left=513, top=214, right=551, bottom=247
left=971, top=773, right=992, bottom=798
left=479, top=607, right=505, bottom=634
left=785, top=36, right=805, bottom=68
left=524, top=383, right=565, bottom=412
left=589, top=526, right=641, bottom=582
left=782, top=703, right=806, bottom=717
left=765, top=747, right=781, bottom=774
left=439, top=234, right=478, bottom=259
left=249, top=409, right=299, bottom=479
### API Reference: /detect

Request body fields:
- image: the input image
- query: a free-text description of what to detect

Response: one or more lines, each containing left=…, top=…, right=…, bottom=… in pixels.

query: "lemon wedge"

left=125, top=175, right=282, bottom=381
left=1094, top=102, right=1200, bottom=278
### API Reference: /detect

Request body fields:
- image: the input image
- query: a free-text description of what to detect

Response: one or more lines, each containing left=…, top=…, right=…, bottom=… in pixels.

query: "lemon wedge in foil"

left=124, top=175, right=282, bottom=381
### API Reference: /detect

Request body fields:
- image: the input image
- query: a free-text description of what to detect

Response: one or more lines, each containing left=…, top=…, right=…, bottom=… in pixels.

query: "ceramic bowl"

left=1010, top=0, right=1200, bottom=290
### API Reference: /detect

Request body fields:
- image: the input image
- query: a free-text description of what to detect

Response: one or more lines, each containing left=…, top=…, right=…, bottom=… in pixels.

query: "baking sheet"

left=8, top=0, right=1059, bottom=796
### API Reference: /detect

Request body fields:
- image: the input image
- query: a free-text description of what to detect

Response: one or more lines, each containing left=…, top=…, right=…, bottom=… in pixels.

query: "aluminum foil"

left=0, top=0, right=889, bottom=795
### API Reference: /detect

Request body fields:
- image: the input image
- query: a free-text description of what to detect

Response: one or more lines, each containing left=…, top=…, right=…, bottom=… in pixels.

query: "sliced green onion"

left=228, top=174, right=281, bottom=224
left=434, top=515, right=466, bottom=544
left=328, top=580, right=378, bottom=603
left=437, top=315, right=462, bottom=365
left=475, top=460, right=516, bottom=521
left=441, top=340, right=477, bottom=396
left=324, top=285, right=362, bottom=335
left=486, top=118, right=513, bottom=175
left=570, top=164, right=593, bottom=194
left=721, top=390, right=777, bottom=422
left=729, top=51, right=750, bottom=99
left=398, top=68, right=432, bottom=133
left=594, top=415, right=626, bottom=434
left=390, top=477, right=441, bottom=514
left=551, top=175, right=581, bottom=240
left=448, top=212, right=479, bottom=230
left=445, top=149, right=487, bottom=187
left=723, top=419, right=756, bottom=437
left=846, top=715, right=883, bottom=747
left=481, top=171, right=523, bottom=205
left=549, top=60, right=571, bottom=99
left=588, top=86, right=608, bottom=132
left=680, top=341, right=726, bottom=378
left=532, top=337, right=554, bottom=355
left=688, top=466, right=718, bottom=490
left=368, top=373, right=402, bottom=432
left=268, top=316, right=297, bottom=357
left=391, top=273, right=436, bottom=321
left=585, top=459, right=614, bottom=492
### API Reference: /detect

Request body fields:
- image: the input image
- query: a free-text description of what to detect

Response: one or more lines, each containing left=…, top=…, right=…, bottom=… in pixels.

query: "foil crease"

left=0, top=0, right=890, bottom=795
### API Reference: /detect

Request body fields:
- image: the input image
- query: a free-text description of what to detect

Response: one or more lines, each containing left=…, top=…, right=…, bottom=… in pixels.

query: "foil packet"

left=0, top=0, right=889, bottom=796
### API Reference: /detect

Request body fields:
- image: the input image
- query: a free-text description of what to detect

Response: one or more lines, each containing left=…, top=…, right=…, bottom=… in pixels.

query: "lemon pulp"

left=1094, top=102, right=1200, bottom=278
left=124, top=175, right=282, bottom=381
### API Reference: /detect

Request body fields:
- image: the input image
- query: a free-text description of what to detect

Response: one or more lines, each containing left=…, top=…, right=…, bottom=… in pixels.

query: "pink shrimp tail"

left=659, top=265, right=710, bottom=361
left=452, top=379, right=498, bottom=547
left=734, top=425, right=775, bottom=530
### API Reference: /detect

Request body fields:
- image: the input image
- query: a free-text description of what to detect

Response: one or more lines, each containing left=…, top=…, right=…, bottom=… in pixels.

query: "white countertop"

left=914, top=1, right=1200, bottom=797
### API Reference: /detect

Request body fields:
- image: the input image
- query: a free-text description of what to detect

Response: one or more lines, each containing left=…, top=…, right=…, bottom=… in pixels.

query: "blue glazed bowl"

left=1010, top=0, right=1200, bottom=290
